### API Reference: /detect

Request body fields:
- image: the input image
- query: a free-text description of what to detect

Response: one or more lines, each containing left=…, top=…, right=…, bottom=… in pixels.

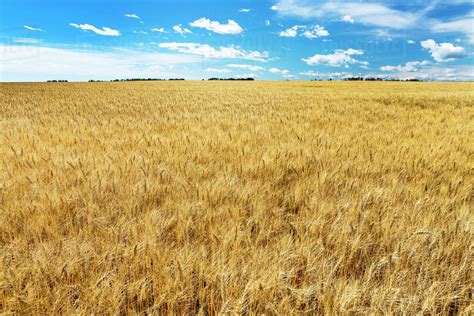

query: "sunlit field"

left=0, top=81, right=473, bottom=314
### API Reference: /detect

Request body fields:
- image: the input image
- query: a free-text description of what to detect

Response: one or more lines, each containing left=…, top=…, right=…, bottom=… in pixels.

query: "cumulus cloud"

left=124, top=13, right=140, bottom=20
left=24, top=25, right=44, bottom=32
left=303, top=48, right=368, bottom=68
left=70, top=23, right=121, bottom=36
left=420, top=39, right=467, bottom=62
left=302, top=25, right=329, bottom=39
left=173, top=25, right=192, bottom=36
left=189, top=18, right=243, bottom=35
left=227, top=64, right=265, bottom=71
left=279, top=25, right=329, bottom=38
left=158, top=43, right=270, bottom=62
left=380, top=60, right=430, bottom=72
left=279, top=25, right=300, bottom=37
left=341, top=15, right=354, bottom=23
left=151, top=28, right=167, bottom=33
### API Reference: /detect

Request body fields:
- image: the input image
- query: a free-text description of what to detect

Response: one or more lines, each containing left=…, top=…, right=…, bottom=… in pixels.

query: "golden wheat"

left=0, top=81, right=473, bottom=314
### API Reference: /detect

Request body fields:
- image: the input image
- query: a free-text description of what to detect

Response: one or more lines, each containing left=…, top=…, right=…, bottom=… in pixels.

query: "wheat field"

left=0, top=81, right=473, bottom=314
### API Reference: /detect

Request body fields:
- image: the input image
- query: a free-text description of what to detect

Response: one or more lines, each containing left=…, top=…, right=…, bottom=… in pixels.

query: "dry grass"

left=0, top=81, right=473, bottom=314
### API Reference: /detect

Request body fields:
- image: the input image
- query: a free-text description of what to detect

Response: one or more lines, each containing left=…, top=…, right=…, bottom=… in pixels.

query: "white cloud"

left=12, top=38, right=42, bottom=44
left=299, top=71, right=320, bottom=77
left=236, top=73, right=257, bottom=78
left=407, top=40, right=416, bottom=44
left=269, top=67, right=290, bottom=75
left=279, top=25, right=300, bottom=37
left=189, top=18, right=243, bottom=35
left=227, top=64, right=265, bottom=71
left=432, top=16, right=474, bottom=44
left=0, top=45, right=203, bottom=81
left=239, top=8, right=251, bottom=13
left=279, top=25, right=329, bottom=38
left=206, top=68, right=231, bottom=73
left=373, top=64, right=474, bottom=81
left=374, top=29, right=394, bottom=41
left=158, top=42, right=270, bottom=62
left=380, top=60, right=430, bottom=72
left=300, top=71, right=354, bottom=79
left=70, top=23, right=121, bottom=36
left=173, top=25, right=192, bottom=36
left=265, top=20, right=271, bottom=26
left=24, top=25, right=44, bottom=32
left=271, top=0, right=419, bottom=29
left=341, top=15, right=354, bottom=23
left=303, top=48, right=368, bottom=67
left=151, top=28, right=167, bottom=33
left=421, top=39, right=467, bottom=62
left=302, top=25, right=329, bottom=39
left=124, top=14, right=140, bottom=20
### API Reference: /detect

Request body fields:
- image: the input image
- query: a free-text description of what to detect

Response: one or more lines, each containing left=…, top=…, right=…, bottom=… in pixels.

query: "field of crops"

left=0, top=81, right=472, bottom=314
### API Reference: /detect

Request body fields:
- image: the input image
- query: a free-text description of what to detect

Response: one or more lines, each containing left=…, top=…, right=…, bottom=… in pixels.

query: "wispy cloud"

left=271, top=0, right=420, bottom=29
left=0, top=45, right=203, bottom=81
left=206, top=68, right=232, bottom=73
left=300, top=71, right=354, bottom=79
left=70, top=23, right=121, bottom=36
left=189, top=18, right=243, bottom=35
left=227, top=64, right=265, bottom=71
left=269, top=67, right=290, bottom=75
left=431, top=15, right=474, bottom=44
left=12, top=38, right=42, bottom=44
left=24, top=25, right=44, bottom=32
left=158, top=42, right=270, bottom=62
left=124, top=13, right=141, bottom=20
left=151, top=28, right=167, bottom=33
left=239, top=8, right=251, bottom=13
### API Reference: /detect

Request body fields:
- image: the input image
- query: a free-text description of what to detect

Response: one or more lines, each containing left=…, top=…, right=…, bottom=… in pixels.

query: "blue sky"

left=0, top=0, right=472, bottom=81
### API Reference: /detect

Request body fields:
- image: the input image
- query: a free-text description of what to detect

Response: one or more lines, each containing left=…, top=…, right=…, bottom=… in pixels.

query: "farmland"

left=0, top=81, right=473, bottom=314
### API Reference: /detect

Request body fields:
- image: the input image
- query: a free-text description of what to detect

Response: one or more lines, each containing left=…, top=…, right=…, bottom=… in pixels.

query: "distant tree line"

left=91, top=78, right=185, bottom=82
left=208, top=77, right=255, bottom=81
left=47, top=78, right=187, bottom=83
left=47, top=77, right=422, bottom=83
left=311, top=77, right=422, bottom=82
